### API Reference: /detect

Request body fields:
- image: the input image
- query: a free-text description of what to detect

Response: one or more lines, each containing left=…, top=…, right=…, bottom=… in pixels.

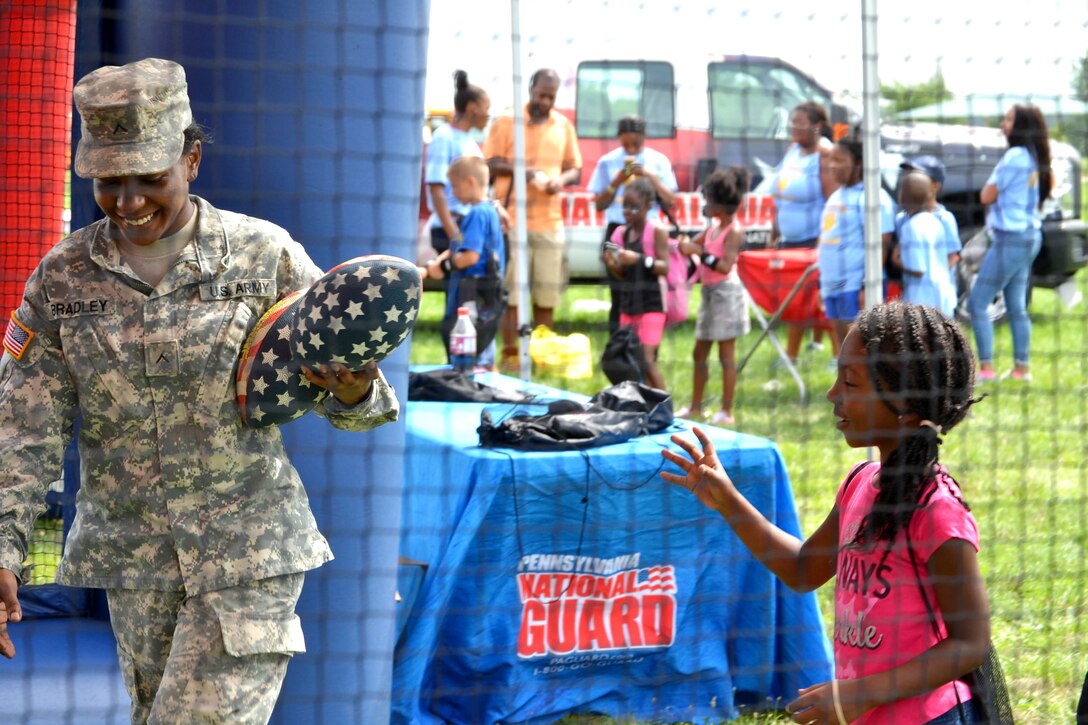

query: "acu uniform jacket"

left=0, top=196, right=398, bottom=594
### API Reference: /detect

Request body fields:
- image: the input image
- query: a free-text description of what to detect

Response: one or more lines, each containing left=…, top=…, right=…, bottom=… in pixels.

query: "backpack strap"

left=656, top=190, right=681, bottom=236
left=839, top=460, right=875, bottom=502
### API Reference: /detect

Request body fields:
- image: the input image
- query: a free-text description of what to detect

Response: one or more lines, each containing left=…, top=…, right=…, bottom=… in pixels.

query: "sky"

left=425, top=0, right=1088, bottom=112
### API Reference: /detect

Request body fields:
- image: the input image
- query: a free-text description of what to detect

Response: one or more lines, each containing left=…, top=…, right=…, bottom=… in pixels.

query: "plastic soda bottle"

left=449, top=306, right=477, bottom=371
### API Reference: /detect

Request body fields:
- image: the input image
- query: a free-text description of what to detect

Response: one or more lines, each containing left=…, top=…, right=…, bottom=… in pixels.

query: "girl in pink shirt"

left=601, top=177, right=670, bottom=391
left=675, top=166, right=751, bottom=426
left=661, top=301, right=991, bottom=724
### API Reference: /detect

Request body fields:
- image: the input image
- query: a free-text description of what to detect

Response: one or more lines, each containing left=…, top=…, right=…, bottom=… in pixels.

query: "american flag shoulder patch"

left=3, top=312, right=35, bottom=360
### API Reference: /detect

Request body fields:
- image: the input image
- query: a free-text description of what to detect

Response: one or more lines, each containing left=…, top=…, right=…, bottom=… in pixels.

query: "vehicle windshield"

left=708, top=59, right=833, bottom=141
left=575, top=61, right=675, bottom=139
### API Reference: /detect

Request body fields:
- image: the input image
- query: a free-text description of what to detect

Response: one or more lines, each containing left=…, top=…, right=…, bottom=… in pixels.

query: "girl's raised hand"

left=660, top=426, right=737, bottom=513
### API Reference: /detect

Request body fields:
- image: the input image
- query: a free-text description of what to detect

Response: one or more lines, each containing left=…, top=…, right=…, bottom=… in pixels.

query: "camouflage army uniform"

left=0, top=196, right=398, bottom=723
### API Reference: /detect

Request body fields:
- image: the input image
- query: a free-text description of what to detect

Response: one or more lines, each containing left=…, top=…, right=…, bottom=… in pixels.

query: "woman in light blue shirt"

left=968, top=104, right=1053, bottom=382
left=770, top=101, right=837, bottom=363
left=425, top=71, right=490, bottom=255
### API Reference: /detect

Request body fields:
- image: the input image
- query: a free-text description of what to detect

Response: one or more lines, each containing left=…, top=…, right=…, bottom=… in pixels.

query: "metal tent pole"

left=510, top=0, right=532, bottom=379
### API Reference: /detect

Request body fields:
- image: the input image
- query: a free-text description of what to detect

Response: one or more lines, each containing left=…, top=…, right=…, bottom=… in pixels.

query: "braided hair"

left=850, top=302, right=980, bottom=547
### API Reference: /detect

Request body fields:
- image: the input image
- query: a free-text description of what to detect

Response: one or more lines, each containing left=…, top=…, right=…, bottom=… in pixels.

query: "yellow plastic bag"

left=528, top=325, right=593, bottom=379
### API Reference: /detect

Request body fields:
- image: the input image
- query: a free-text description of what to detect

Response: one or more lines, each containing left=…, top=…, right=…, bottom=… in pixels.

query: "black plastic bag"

left=408, top=369, right=534, bottom=403
left=477, top=381, right=674, bottom=450
left=589, top=380, right=673, bottom=434
left=600, top=325, right=643, bottom=385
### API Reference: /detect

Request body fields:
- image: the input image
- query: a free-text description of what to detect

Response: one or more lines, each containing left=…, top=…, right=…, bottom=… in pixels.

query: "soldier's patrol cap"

left=73, top=57, right=193, bottom=179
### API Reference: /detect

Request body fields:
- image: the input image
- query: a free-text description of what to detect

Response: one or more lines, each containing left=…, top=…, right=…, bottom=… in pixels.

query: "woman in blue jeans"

left=969, top=104, right=1053, bottom=382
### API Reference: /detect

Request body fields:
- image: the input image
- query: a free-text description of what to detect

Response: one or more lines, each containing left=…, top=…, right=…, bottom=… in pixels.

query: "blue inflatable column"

left=72, top=1, right=430, bottom=723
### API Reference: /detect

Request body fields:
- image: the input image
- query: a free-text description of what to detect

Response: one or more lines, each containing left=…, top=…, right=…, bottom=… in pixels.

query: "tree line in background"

left=881, top=59, right=1088, bottom=158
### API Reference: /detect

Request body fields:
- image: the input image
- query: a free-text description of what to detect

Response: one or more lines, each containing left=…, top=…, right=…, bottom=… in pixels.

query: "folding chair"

left=735, top=248, right=830, bottom=405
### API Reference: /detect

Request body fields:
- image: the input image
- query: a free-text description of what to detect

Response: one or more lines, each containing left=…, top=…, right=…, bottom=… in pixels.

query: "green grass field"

left=408, top=274, right=1088, bottom=724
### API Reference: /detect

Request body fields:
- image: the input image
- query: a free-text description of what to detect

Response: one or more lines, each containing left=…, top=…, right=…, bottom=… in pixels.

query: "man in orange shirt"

left=485, top=68, right=582, bottom=369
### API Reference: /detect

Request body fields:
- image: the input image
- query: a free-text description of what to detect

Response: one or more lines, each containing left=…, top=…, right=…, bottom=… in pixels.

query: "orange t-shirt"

left=484, top=106, right=582, bottom=233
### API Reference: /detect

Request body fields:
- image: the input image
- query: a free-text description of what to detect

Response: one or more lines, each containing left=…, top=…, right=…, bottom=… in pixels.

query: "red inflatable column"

left=0, top=0, right=76, bottom=321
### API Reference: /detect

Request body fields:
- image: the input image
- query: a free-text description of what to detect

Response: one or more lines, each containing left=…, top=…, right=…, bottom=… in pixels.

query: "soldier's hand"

left=0, top=567, right=21, bottom=660
left=301, top=362, right=380, bottom=406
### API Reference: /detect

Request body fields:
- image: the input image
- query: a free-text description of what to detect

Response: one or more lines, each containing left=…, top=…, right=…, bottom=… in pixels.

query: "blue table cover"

left=392, top=374, right=832, bottom=724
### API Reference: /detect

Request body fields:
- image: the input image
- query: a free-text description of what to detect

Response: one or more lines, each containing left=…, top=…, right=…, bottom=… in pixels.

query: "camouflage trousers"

left=106, top=573, right=305, bottom=725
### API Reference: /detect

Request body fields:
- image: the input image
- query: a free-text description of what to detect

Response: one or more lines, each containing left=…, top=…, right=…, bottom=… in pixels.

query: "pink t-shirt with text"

left=835, top=462, right=980, bottom=724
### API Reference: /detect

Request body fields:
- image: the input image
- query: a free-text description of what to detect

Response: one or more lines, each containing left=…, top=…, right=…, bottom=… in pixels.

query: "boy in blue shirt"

left=425, top=156, right=507, bottom=368
left=895, top=171, right=957, bottom=318
left=899, top=155, right=961, bottom=270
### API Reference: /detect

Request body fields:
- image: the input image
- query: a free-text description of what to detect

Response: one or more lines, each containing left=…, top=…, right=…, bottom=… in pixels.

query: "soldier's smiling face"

left=93, top=142, right=201, bottom=247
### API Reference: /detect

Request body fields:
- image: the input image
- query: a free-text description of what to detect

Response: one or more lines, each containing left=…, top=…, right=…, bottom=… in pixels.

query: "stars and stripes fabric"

left=291, top=255, right=421, bottom=368
left=236, top=290, right=328, bottom=427
left=3, top=312, right=35, bottom=360
left=236, top=255, right=422, bottom=428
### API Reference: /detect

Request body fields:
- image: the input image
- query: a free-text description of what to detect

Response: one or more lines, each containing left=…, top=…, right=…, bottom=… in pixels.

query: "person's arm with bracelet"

left=702, top=222, right=745, bottom=276
left=649, top=225, right=670, bottom=276
left=713, top=222, right=748, bottom=275
left=595, top=166, right=630, bottom=211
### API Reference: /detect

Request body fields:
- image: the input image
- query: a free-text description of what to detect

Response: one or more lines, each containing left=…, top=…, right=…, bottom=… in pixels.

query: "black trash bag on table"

left=408, top=369, right=535, bottom=403
left=589, top=380, right=673, bottom=434
left=477, top=381, right=674, bottom=451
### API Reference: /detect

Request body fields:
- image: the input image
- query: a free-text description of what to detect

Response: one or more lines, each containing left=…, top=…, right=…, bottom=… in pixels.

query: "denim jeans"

left=968, top=227, right=1042, bottom=365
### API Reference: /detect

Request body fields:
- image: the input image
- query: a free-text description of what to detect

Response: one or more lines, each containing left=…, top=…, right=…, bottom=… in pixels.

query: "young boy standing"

left=425, top=156, right=507, bottom=367
left=900, top=155, right=961, bottom=270
left=896, top=171, right=957, bottom=318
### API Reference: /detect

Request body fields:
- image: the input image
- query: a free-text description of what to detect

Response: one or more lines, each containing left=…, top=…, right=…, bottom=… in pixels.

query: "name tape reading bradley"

left=47, top=298, right=115, bottom=319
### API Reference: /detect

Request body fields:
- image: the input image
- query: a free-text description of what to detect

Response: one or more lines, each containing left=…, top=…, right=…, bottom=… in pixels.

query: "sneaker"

left=1000, top=369, right=1033, bottom=382
left=675, top=405, right=703, bottom=420
left=977, top=369, right=998, bottom=382
left=807, top=341, right=825, bottom=352
left=710, top=410, right=735, bottom=426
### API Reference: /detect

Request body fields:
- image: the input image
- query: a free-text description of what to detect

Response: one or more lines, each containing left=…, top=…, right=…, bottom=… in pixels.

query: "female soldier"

left=0, top=58, right=398, bottom=723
